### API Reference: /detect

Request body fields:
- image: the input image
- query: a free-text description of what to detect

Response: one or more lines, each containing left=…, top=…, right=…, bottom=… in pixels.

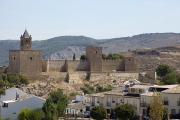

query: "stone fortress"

left=2, top=30, right=155, bottom=84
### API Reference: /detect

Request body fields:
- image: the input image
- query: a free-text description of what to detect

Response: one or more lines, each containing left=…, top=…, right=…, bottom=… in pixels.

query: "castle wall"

left=109, top=72, right=139, bottom=80
left=42, top=60, right=47, bottom=72
left=48, top=72, right=68, bottom=82
left=48, top=60, right=66, bottom=72
left=102, top=60, right=125, bottom=71
left=9, top=51, right=20, bottom=74
left=66, top=60, right=89, bottom=72
left=19, top=50, right=42, bottom=75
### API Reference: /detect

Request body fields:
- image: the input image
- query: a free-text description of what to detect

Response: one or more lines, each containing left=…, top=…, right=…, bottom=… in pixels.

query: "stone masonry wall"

left=19, top=50, right=42, bottom=75
left=66, top=60, right=89, bottom=72
left=102, top=60, right=125, bottom=72
left=48, top=60, right=66, bottom=72
left=9, top=51, right=20, bottom=74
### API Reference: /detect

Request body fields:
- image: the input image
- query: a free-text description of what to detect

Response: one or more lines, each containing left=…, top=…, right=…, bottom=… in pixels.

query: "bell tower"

left=20, top=29, right=32, bottom=50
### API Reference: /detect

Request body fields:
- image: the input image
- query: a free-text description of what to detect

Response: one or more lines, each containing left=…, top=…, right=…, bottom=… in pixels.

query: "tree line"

left=80, top=83, right=112, bottom=94
left=80, top=53, right=124, bottom=60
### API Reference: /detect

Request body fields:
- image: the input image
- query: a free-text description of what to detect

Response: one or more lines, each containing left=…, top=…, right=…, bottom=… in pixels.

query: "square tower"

left=125, top=56, right=137, bottom=71
left=9, top=30, right=42, bottom=75
left=20, top=30, right=32, bottom=50
left=86, top=46, right=102, bottom=71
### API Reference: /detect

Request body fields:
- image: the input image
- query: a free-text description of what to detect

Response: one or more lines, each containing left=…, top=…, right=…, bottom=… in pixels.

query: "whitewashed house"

left=0, top=88, right=45, bottom=120
left=0, top=88, right=27, bottom=106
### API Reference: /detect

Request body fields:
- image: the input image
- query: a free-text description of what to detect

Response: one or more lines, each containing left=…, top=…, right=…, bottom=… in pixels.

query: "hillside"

left=1, top=33, right=180, bottom=66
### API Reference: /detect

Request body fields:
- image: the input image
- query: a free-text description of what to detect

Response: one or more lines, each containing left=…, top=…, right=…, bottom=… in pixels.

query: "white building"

left=161, top=85, right=180, bottom=116
left=67, top=95, right=90, bottom=117
left=0, top=88, right=27, bottom=106
left=0, top=88, right=45, bottom=120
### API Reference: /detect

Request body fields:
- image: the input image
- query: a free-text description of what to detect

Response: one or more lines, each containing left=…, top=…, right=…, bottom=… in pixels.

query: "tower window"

left=26, top=40, right=28, bottom=43
left=129, top=59, right=131, bottom=61
left=14, top=57, right=15, bottom=60
left=30, top=57, right=32, bottom=60
left=96, top=51, right=97, bottom=53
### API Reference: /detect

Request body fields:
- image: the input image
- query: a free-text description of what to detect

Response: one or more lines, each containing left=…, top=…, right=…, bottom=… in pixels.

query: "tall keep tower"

left=9, top=30, right=42, bottom=75
left=20, top=30, right=32, bottom=50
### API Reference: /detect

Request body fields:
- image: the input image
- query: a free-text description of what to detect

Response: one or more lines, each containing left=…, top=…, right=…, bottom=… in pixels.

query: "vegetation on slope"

left=0, top=72, right=29, bottom=95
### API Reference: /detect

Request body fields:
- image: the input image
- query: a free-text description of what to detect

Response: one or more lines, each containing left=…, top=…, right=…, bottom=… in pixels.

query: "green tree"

left=48, top=89, right=69, bottom=105
left=156, top=64, right=172, bottom=77
left=57, top=101, right=66, bottom=117
left=69, top=92, right=80, bottom=96
left=114, top=104, right=135, bottom=120
left=27, top=108, right=43, bottom=120
left=90, top=106, right=107, bottom=120
left=80, top=54, right=86, bottom=60
left=17, top=108, right=31, bottom=120
left=147, top=104, right=168, bottom=120
left=0, top=88, right=5, bottom=95
left=147, top=91, right=164, bottom=120
left=161, top=72, right=180, bottom=85
left=42, top=98, right=56, bottom=120
left=102, top=54, right=107, bottom=59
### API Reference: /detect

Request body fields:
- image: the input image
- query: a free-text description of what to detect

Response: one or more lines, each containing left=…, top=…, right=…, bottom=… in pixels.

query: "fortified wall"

left=2, top=30, right=156, bottom=84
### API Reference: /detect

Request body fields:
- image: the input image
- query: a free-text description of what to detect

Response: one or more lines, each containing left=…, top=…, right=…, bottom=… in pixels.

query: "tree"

left=42, top=98, right=58, bottom=120
left=147, top=104, right=168, bottom=120
left=17, top=108, right=31, bottom=120
left=80, top=54, right=86, bottom=60
left=114, top=104, right=135, bottom=120
left=161, top=72, right=180, bottom=85
left=156, top=64, right=172, bottom=77
left=102, top=54, right=107, bottom=59
left=147, top=91, right=164, bottom=120
left=73, top=53, right=76, bottom=60
left=48, top=89, right=69, bottom=105
left=28, top=108, right=44, bottom=120
left=57, top=101, right=66, bottom=117
left=90, top=106, right=107, bottom=120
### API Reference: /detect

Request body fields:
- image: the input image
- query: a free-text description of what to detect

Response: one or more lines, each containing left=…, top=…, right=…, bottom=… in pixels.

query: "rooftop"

left=68, top=102, right=85, bottom=109
left=140, top=92, right=154, bottom=96
left=90, top=92, right=105, bottom=97
left=129, top=84, right=151, bottom=89
left=161, top=85, right=180, bottom=93
left=22, top=29, right=30, bottom=38
left=150, top=85, right=178, bottom=89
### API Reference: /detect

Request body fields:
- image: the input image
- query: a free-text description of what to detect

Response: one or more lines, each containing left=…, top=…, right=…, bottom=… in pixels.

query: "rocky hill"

left=1, top=33, right=180, bottom=67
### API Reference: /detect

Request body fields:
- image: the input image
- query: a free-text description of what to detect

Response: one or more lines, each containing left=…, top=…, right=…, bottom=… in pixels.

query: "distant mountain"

left=1, top=33, right=180, bottom=66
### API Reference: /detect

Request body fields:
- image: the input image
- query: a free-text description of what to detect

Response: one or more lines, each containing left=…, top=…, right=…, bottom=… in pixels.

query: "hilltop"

left=1, top=33, right=180, bottom=67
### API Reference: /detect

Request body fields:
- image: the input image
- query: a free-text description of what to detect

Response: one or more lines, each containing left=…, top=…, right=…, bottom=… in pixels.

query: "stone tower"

left=9, top=30, right=42, bottom=75
left=86, top=45, right=102, bottom=71
left=125, top=56, right=137, bottom=71
left=20, top=30, right=32, bottom=50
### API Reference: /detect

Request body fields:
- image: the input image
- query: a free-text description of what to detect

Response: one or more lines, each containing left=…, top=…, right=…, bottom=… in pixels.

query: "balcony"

left=163, top=101, right=169, bottom=105
left=91, top=102, right=95, bottom=106
left=107, top=102, right=111, bottom=107
left=177, top=101, right=180, bottom=106
left=140, top=103, right=147, bottom=107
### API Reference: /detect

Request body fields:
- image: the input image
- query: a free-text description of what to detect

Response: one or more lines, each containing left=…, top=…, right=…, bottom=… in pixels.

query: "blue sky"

left=0, top=0, right=180, bottom=40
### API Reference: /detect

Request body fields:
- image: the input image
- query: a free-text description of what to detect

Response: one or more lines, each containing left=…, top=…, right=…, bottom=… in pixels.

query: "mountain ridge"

left=0, top=33, right=180, bottom=66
